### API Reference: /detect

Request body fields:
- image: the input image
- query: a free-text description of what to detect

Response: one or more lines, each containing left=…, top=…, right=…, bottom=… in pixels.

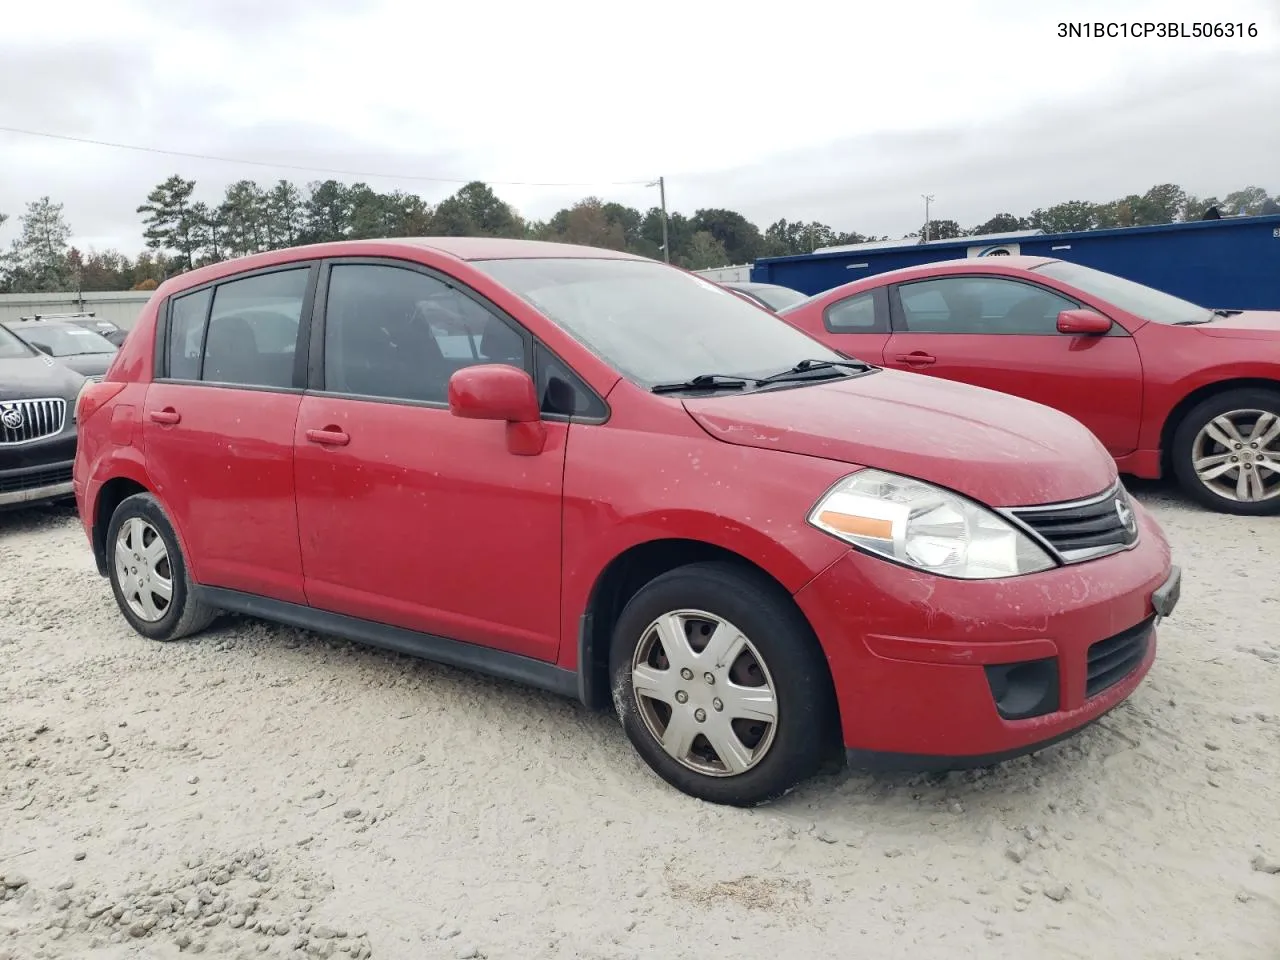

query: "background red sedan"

left=779, top=256, right=1280, bottom=515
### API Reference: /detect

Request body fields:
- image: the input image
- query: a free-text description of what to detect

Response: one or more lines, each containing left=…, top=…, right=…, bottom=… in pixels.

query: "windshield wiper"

left=651, top=374, right=751, bottom=394
left=756, top=358, right=874, bottom=384
left=1175, top=308, right=1243, bottom=326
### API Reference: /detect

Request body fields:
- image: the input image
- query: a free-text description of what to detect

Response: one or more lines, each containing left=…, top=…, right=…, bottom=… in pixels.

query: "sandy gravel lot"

left=1, top=484, right=1278, bottom=960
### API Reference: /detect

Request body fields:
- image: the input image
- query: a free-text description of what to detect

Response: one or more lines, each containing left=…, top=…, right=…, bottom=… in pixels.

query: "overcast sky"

left=2, top=0, right=1278, bottom=255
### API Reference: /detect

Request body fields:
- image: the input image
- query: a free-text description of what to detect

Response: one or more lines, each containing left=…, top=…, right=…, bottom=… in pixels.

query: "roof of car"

left=399, top=237, right=646, bottom=262
left=2, top=317, right=83, bottom=330
left=722, top=281, right=795, bottom=292
left=834, top=255, right=1060, bottom=289
left=154, top=237, right=649, bottom=300
left=909, top=255, right=1057, bottom=271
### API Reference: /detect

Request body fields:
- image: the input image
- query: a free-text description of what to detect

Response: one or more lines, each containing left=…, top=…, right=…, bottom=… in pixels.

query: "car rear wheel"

left=1171, top=388, right=1280, bottom=515
left=609, top=561, right=835, bottom=806
left=106, top=492, right=219, bottom=641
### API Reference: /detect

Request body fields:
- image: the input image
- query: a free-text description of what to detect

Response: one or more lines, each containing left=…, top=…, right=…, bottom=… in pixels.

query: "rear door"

left=881, top=274, right=1143, bottom=455
left=142, top=264, right=317, bottom=603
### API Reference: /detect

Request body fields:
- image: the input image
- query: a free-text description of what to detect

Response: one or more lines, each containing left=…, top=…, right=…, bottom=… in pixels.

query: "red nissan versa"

left=73, top=239, right=1181, bottom=807
left=778, top=256, right=1280, bottom=516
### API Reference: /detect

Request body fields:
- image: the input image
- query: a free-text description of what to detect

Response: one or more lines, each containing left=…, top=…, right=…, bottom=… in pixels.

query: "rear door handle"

left=149, top=408, right=181, bottom=425
left=895, top=352, right=937, bottom=367
left=305, top=427, right=350, bottom=447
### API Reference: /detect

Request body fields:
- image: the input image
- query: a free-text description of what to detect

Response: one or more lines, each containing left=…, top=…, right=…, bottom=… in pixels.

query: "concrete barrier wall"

left=0, top=291, right=154, bottom=330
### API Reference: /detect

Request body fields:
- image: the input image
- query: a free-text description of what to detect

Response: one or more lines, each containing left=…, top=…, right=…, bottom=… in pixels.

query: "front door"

left=881, top=274, right=1144, bottom=456
left=142, top=264, right=315, bottom=603
left=292, top=260, right=567, bottom=662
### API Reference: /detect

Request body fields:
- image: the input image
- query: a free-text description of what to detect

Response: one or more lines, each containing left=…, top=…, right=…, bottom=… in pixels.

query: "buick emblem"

left=1115, top=495, right=1137, bottom=535
left=0, top=405, right=23, bottom=430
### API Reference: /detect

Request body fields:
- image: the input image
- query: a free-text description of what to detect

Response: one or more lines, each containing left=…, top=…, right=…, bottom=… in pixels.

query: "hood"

left=55, top=353, right=115, bottom=377
left=1194, top=310, right=1280, bottom=340
left=0, top=354, right=87, bottom=402
left=682, top=369, right=1116, bottom=507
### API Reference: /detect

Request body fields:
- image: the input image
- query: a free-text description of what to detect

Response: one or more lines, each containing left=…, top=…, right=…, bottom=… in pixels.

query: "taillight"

left=75, top=380, right=127, bottom=426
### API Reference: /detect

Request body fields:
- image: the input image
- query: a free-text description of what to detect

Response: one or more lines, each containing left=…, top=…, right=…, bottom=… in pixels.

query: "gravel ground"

left=1, top=484, right=1278, bottom=960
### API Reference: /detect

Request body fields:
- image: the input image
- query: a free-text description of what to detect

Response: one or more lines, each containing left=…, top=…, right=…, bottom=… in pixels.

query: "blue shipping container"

left=751, top=214, right=1280, bottom=310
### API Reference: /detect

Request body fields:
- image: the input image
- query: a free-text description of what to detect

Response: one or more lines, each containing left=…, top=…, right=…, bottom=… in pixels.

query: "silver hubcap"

left=114, top=517, right=173, bottom=622
left=630, top=609, right=778, bottom=777
left=1192, top=409, right=1280, bottom=503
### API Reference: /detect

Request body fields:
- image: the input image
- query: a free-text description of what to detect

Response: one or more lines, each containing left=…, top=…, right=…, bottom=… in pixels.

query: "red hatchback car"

left=74, top=239, right=1180, bottom=806
left=778, top=256, right=1280, bottom=515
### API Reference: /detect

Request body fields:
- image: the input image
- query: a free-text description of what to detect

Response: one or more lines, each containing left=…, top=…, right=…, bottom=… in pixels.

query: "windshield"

left=0, top=324, right=37, bottom=360
left=740, top=284, right=808, bottom=312
left=13, top=324, right=118, bottom=356
left=473, top=258, right=845, bottom=387
left=1032, top=260, right=1207, bottom=325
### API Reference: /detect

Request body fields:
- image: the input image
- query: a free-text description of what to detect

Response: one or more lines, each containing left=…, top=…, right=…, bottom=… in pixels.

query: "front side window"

left=202, top=269, right=309, bottom=388
left=472, top=258, right=845, bottom=388
left=896, top=277, right=1078, bottom=334
left=322, top=264, right=528, bottom=404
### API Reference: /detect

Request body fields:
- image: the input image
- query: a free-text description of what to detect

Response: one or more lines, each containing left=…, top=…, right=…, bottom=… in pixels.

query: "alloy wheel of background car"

left=1172, top=388, right=1280, bottom=516
left=609, top=561, right=836, bottom=807
left=106, top=493, right=220, bottom=641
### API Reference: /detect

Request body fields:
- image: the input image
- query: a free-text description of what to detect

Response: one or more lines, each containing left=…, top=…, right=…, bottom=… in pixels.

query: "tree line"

left=1, top=178, right=1277, bottom=294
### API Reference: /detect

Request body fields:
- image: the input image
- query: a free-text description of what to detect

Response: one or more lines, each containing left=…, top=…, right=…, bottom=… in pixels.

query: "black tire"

left=1170, top=387, right=1280, bottom=516
left=609, top=561, right=837, bottom=807
left=105, top=492, right=219, bottom=641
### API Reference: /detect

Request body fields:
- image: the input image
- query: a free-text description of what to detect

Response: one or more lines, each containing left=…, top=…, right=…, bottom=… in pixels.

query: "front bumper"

left=0, top=460, right=75, bottom=509
left=795, top=503, right=1176, bottom=768
left=1, top=431, right=78, bottom=510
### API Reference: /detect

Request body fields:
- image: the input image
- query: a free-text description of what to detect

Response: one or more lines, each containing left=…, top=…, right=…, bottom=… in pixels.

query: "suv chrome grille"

left=0, top=398, right=67, bottom=445
left=1003, top=482, right=1139, bottom=564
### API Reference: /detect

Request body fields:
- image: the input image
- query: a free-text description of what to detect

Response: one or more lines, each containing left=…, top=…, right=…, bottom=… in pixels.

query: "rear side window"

left=202, top=269, right=309, bottom=387
left=167, top=288, right=212, bottom=380
left=825, top=291, right=878, bottom=331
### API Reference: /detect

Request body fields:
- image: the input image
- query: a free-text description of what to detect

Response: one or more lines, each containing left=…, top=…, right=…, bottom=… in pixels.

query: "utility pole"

left=921, top=194, right=934, bottom=242
left=648, top=177, right=670, bottom=262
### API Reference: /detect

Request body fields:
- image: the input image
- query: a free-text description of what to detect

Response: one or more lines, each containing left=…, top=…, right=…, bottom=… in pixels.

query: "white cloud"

left=1, top=0, right=1277, bottom=252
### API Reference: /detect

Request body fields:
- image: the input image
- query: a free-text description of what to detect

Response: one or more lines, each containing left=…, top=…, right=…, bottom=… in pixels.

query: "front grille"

left=1004, top=482, right=1139, bottom=563
left=0, top=463, right=73, bottom=494
left=1086, top=617, right=1153, bottom=698
left=0, top=398, right=67, bottom=445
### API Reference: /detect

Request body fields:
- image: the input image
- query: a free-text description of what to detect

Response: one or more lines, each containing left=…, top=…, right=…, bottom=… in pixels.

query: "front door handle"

left=149, top=408, right=181, bottom=425
left=305, top=427, right=350, bottom=447
left=895, top=352, right=937, bottom=367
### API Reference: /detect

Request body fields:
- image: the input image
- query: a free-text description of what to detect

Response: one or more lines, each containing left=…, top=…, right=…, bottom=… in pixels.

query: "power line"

left=0, top=124, right=654, bottom=188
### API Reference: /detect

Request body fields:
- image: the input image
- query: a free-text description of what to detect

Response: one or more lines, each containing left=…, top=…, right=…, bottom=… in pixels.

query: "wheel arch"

left=1159, top=377, right=1280, bottom=475
left=91, top=476, right=152, bottom=575
left=576, top=538, right=841, bottom=735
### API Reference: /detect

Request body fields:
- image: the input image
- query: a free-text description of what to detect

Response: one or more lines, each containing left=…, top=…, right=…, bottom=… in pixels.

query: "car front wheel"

left=609, top=561, right=836, bottom=806
left=1172, top=387, right=1280, bottom=515
left=105, top=492, right=219, bottom=641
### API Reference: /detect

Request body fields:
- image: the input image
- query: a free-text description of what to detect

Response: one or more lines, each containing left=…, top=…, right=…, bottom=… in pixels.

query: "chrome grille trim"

left=0, top=398, right=68, bottom=445
left=999, top=480, right=1141, bottom=565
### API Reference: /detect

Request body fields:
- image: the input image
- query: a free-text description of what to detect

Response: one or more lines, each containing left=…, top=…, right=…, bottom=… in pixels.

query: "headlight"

left=807, top=469, right=1056, bottom=579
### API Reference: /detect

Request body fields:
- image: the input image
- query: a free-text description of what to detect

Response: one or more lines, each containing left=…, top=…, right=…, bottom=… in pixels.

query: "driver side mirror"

left=448, top=364, right=546, bottom=456
left=1057, top=309, right=1111, bottom=335
left=34, top=343, right=54, bottom=355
